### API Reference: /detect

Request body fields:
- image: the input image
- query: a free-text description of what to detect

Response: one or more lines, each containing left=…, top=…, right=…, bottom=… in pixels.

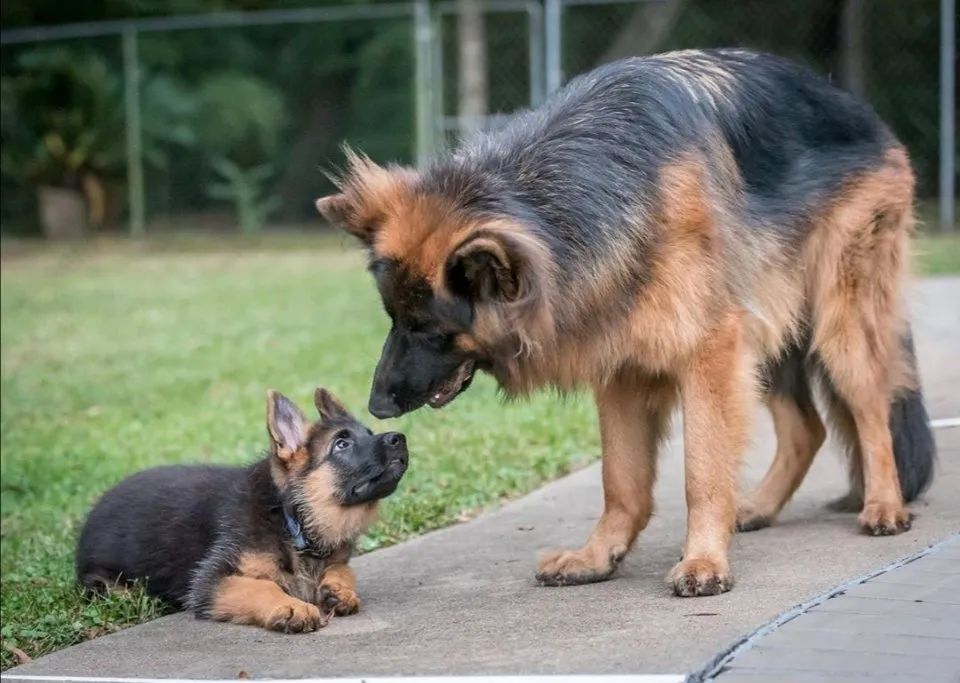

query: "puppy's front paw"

left=667, top=557, right=733, bottom=597
left=535, top=545, right=626, bottom=587
left=320, top=583, right=360, bottom=616
left=266, top=600, right=327, bottom=633
left=859, top=501, right=912, bottom=536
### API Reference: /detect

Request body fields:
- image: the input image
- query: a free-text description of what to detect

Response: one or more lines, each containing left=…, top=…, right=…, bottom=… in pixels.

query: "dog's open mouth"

left=427, top=360, right=476, bottom=409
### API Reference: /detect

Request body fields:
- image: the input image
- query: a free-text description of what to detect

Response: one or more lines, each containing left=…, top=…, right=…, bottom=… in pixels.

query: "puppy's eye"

left=332, top=438, right=352, bottom=452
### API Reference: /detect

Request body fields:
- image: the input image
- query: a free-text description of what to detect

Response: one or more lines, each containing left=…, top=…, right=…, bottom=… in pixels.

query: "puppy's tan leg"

left=537, top=371, right=675, bottom=586
left=669, top=315, right=751, bottom=597
left=320, top=564, right=360, bottom=616
left=210, top=575, right=327, bottom=633
left=737, top=393, right=825, bottom=531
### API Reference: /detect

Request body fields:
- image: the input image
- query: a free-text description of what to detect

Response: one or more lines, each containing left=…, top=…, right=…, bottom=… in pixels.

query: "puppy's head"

left=266, top=388, right=408, bottom=543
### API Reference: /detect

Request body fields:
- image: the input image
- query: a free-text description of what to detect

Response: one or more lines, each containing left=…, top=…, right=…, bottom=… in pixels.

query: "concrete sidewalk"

left=5, top=278, right=959, bottom=681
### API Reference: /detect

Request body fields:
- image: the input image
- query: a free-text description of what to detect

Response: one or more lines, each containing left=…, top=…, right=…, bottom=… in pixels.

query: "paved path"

left=5, top=278, right=959, bottom=681
left=709, top=534, right=960, bottom=682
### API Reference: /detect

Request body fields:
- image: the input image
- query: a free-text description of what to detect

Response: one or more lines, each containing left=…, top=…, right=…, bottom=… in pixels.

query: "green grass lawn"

left=0, top=235, right=598, bottom=668
left=913, top=232, right=960, bottom=275
left=1, top=229, right=957, bottom=668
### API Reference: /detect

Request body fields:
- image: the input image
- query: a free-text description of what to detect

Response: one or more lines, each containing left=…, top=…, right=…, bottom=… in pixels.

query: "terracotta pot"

left=38, top=185, right=88, bottom=239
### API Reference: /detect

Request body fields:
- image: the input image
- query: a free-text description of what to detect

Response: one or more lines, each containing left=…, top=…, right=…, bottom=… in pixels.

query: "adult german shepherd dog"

left=316, top=49, right=934, bottom=596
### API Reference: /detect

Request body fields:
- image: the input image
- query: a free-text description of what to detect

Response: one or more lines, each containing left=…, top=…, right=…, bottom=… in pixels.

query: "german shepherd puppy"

left=316, top=49, right=934, bottom=596
left=76, top=388, right=408, bottom=632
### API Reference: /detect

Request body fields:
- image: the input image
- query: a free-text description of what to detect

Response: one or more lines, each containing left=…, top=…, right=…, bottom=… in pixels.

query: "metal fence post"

left=527, top=0, right=545, bottom=107
left=122, top=26, right=145, bottom=237
left=940, top=0, right=956, bottom=232
left=414, top=0, right=436, bottom=167
left=432, top=5, right=446, bottom=149
left=544, top=0, right=562, bottom=94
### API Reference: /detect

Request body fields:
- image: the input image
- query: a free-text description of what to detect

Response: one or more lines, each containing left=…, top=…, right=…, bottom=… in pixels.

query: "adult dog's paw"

left=535, top=545, right=626, bottom=587
left=667, top=557, right=733, bottom=597
left=859, top=501, right=912, bottom=536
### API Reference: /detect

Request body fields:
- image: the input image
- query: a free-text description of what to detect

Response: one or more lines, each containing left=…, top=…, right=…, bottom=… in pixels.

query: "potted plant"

left=0, top=48, right=128, bottom=237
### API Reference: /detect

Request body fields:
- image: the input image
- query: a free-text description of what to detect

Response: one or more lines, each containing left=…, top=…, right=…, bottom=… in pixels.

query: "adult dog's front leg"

left=668, top=315, right=752, bottom=597
left=537, top=371, right=675, bottom=586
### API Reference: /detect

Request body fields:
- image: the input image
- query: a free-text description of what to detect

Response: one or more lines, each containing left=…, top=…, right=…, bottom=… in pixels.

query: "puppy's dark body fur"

left=77, top=389, right=407, bottom=631
left=77, top=461, right=329, bottom=614
left=318, top=49, right=935, bottom=596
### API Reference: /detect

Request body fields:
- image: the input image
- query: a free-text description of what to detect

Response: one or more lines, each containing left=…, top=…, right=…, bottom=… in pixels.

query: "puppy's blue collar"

left=282, top=504, right=329, bottom=558
left=283, top=506, right=310, bottom=552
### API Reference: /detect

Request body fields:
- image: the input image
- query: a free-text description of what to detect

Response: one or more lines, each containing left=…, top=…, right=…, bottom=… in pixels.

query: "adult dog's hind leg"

left=820, top=380, right=865, bottom=512
left=809, top=158, right=913, bottom=535
left=536, top=371, right=675, bottom=586
left=737, top=351, right=825, bottom=531
left=669, top=314, right=751, bottom=596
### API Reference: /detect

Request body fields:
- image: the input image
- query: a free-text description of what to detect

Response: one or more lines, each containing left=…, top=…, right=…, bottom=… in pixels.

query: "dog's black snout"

left=383, top=432, right=405, bottom=448
left=369, top=392, right=401, bottom=419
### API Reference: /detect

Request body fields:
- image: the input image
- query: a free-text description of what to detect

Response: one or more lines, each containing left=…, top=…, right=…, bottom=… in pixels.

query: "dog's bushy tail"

left=890, top=329, right=935, bottom=502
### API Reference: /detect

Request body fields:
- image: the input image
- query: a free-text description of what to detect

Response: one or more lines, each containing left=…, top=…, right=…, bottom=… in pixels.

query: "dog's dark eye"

left=332, top=438, right=352, bottom=453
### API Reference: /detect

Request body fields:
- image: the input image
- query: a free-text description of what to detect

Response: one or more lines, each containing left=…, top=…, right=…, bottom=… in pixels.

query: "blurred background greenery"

left=0, top=0, right=951, bottom=237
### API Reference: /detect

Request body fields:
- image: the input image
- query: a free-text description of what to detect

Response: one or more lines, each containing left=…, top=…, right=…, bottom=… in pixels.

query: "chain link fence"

left=0, top=0, right=953, bottom=237
left=1, top=5, right=419, bottom=237
left=559, top=0, right=952, bottom=228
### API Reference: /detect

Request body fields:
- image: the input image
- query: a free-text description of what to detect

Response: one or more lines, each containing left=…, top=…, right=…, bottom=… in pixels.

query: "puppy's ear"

left=314, top=387, right=352, bottom=423
left=446, top=234, right=522, bottom=302
left=266, top=390, right=308, bottom=462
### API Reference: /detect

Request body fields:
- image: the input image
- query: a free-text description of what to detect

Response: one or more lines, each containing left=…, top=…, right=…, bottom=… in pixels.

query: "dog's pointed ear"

left=446, top=235, right=522, bottom=302
left=266, top=390, right=308, bottom=461
left=315, top=194, right=374, bottom=245
left=315, top=149, right=417, bottom=247
left=314, top=387, right=352, bottom=423
left=314, top=194, right=351, bottom=229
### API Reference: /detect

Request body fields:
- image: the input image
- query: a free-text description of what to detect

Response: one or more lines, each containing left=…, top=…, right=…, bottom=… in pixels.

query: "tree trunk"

left=457, top=0, right=488, bottom=138
left=275, top=82, right=349, bottom=221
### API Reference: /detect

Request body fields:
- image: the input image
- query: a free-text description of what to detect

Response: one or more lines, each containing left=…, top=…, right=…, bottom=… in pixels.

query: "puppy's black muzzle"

left=341, top=432, right=408, bottom=505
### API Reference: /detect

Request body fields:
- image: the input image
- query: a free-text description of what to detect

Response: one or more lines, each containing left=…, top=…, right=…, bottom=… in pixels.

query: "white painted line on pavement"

left=1, top=676, right=686, bottom=683
left=930, top=416, right=960, bottom=429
